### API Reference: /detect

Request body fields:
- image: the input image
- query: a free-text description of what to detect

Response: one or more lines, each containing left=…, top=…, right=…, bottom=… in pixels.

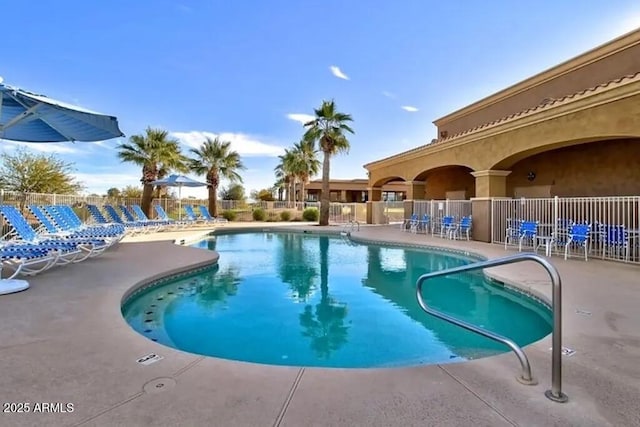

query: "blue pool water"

left=122, top=232, right=552, bottom=368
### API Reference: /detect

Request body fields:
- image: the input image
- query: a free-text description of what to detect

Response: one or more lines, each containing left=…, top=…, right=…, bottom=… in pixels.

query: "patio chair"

left=504, top=218, right=522, bottom=250
left=0, top=205, right=106, bottom=264
left=453, top=215, right=472, bottom=241
left=198, top=205, right=228, bottom=224
left=438, top=216, right=456, bottom=239
left=402, top=214, right=418, bottom=232
left=417, top=214, right=431, bottom=234
left=601, top=225, right=630, bottom=262
left=563, top=223, right=591, bottom=261
left=517, top=220, right=539, bottom=252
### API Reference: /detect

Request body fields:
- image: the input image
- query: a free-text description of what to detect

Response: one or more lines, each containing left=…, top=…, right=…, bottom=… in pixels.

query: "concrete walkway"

left=0, top=224, right=638, bottom=426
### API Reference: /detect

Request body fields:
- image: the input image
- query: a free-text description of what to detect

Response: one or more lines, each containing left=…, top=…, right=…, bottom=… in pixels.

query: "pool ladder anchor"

left=416, top=253, right=568, bottom=403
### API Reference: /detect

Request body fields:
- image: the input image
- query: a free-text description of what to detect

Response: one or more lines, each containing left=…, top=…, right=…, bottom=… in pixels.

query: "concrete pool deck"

left=0, top=223, right=638, bottom=426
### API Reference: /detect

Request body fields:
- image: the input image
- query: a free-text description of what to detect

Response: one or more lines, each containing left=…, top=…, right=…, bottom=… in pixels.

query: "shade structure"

left=151, top=174, right=207, bottom=220
left=0, top=81, right=124, bottom=143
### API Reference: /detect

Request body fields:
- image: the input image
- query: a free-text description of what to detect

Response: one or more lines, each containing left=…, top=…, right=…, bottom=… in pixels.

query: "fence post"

left=0, top=189, right=3, bottom=204
left=52, top=193, right=56, bottom=205
left=553, top=196, right=559, bottom=239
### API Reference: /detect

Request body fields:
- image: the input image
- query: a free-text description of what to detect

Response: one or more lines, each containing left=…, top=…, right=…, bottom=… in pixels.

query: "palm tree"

left=303, top=100, right=354, bottom=225
left=189, top=136, right=245, bottom=217
left=291, top=138, right=320, bottom=203
left=274, top=149, right=297, bottom=206
left=117, top=127, right=187, bottom=217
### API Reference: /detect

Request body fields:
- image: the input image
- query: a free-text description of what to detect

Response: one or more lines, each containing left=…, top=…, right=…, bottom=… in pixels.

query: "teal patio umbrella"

left=151, top=174, right=207, bottom=220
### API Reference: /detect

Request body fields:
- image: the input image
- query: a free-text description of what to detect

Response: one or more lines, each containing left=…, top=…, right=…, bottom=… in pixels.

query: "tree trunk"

left=300, top=180, right=305, bottom=208
left=320, top=151, right=331, bottom=226
left=141, top=183, right=154, bottom=217
left=209, top=185, right=218, bottom=217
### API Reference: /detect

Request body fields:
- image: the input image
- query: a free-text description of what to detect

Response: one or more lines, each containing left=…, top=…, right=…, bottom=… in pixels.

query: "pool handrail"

left=415, top=252, right=568, bottom=403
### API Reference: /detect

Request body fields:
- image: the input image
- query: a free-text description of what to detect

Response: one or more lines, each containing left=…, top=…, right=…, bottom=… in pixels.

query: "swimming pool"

left=122, top=231, right=552, bottom=368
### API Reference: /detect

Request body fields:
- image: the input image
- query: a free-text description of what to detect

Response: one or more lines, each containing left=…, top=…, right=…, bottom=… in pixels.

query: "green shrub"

left=221, top=210, right=237, bottom=221
left=280, top=210, right=292, bottom=221
left=252, top=207, right=266, bottom=221
left=302, top=207, right=319, bottom=221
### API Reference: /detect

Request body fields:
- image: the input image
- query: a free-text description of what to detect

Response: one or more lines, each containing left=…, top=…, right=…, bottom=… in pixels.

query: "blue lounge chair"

left=119, top=205, right=163, bottom=232
left=1, top=245, right=59, bottom=280
left=183, top=205, right=205, bottom=223
left=198, top=205, right=227, bottom=224
left=46, top=205, right=125, bottom=242
left=131, top=205, right=177, bottom=229
left=102, top=205, right=150, bottom=234
left=153, top=205, right=191, bottom=228
left=30, top=205, right=122, bottom=246
left=0, top=205, right=106, bottom=264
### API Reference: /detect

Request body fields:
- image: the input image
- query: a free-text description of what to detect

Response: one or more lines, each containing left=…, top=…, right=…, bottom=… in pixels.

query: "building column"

left=340, top=190, right=347, bottom=202
left=406, top=180, right=426, bottom=200
left=366, top=187, right=382, bottom=224
left=470, top=170, right=511, bottom=198
left=367, top=187, right=382, bottom=202
left=470, top=170, right=511, bottom=242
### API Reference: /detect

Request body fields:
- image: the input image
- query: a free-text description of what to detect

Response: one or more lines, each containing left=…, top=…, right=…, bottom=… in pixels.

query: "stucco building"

left=364, top=29, right=640, bottom=240
left=305, top=179, right=407, bottom=203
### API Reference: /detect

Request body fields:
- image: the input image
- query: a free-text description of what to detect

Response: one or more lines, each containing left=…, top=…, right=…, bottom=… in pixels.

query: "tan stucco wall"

left=436, top=35, right=640, bottom=137
left=506, top=138, right=640, bottom=196
left=368, top=89, right=640, bottom=194
left=421, top=167, right=476, bottom=199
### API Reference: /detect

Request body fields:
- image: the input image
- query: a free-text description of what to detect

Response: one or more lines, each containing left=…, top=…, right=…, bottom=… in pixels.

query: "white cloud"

left=73, top=172, right=141, bottom=194
left=0, top=140, right=81, bottom=154
left=171, top=131, right=285, bottom=157
left=382, top=91, right=396, bottom=99
left=286, top=113, right=315, bottom=125
left=401, top=105, right=419, bottom=112
left=329, top=65, right=350, bottom=80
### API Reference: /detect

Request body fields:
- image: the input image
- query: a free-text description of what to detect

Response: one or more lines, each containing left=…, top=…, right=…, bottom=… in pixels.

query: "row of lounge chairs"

left=0, top=204, right=125, bottom=288
left=85, top=203, right=227, bottom=235
left=0, top=203, right=226, bottom=288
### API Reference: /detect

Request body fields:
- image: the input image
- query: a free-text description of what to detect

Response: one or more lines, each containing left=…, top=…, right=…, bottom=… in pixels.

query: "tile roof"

left=366, top=72, right=640, bottom=167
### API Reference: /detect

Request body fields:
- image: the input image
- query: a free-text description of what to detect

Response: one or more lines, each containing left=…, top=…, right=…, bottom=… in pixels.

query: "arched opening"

left=371, top=177, right=408, bottom=201
left=413, top=166, right=476, bottom=199
left=495, top=138, right=640, bottom=197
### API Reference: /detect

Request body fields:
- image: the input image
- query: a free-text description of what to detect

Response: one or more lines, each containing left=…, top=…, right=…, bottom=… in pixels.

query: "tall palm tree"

left=274, top=149, right=297, bottom=205
left=117, top=127, right=187, bottom=216
left=291, top=138, right=320, bottom=203
left=304, top=100, right=354, bottom=225
left=189, top=136, right=245, bottom=217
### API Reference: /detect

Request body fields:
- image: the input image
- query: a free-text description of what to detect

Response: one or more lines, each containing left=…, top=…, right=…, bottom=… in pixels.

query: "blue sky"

left=1, top=1, right=639, bottom=198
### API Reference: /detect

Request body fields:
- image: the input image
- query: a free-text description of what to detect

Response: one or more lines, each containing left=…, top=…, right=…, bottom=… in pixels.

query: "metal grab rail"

left=341, top=220, right=360, bottom=235
left=415, top=253, right=568, bottom=403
